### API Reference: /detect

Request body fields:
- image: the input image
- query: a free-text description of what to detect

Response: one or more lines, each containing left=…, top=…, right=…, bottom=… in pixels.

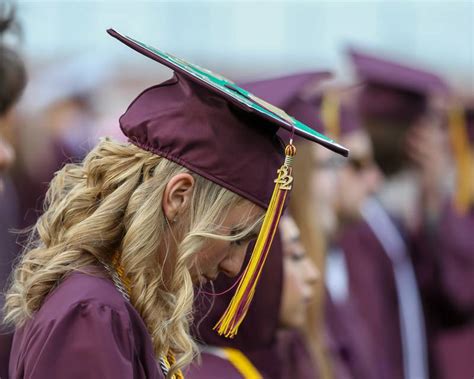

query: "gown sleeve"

left=20, top=301, right=135, bottom=378
left=413, top=202, right=474, bottom=315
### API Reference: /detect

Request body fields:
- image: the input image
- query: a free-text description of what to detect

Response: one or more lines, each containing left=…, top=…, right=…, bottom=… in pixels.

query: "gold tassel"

left=321, top=91, right=341, bottom=140
left=447, top=104, right=474, bottom=214
left=214, top=142, right=297, bottom=338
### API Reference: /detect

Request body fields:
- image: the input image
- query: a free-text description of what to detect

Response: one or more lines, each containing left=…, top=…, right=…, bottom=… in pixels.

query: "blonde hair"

left=4, top=138, right=262, bottom=377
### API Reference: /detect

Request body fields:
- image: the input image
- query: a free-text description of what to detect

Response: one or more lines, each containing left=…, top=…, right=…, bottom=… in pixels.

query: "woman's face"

left=335, top=130, right=382, bottom=223
left=279, top=215, right=319, bottom=329
left=191, top=200, right=264, bottom=285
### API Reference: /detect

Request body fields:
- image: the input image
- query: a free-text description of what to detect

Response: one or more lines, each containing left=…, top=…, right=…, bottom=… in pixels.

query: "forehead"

left=224, top=200, right=264, bottom=225
left=279, top=216, right=300, bottom=244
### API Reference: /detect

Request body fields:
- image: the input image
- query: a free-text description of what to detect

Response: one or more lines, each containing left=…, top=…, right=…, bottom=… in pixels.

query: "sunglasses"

left=316, top=155, right=374, bottom=172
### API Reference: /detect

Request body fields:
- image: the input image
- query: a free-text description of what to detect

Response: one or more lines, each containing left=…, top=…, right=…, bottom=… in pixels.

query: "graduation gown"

left=324, top=289, right=381, bottom=379
left=337, top=219, right=405, bottom=379
left=8, top=269, right=164, bottom=379
left=413, top=203, right=474, bottom=379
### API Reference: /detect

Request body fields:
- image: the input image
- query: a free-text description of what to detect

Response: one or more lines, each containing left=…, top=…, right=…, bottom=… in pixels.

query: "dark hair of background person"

left=0, top=2, right=27, bottom=116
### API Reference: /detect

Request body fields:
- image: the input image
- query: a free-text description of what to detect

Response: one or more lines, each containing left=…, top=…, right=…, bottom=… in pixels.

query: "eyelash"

left=231, top=239, right=244, bottom=247
left=290, top=253, right=305, bottom=262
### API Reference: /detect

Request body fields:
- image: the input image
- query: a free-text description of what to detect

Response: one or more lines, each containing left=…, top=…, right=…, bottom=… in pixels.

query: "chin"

left=339, top=209, right=363, bottom=226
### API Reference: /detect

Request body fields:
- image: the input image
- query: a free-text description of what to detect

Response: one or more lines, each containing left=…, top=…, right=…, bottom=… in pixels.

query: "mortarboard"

left=107, top=29, right=348, bottom=339
left=348, top=48, right=449, bottom=123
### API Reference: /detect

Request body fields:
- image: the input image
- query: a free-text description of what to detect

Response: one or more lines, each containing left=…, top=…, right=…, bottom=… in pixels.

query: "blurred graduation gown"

left=413, top=202, right=474, bottom=379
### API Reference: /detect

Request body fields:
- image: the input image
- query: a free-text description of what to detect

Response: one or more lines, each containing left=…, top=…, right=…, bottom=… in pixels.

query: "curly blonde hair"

left=4, top=138, right=262, bottom=377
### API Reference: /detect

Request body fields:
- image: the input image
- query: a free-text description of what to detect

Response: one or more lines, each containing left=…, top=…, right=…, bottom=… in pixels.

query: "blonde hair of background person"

left=4, top=138, right=263, bottom=376
left=289, top=140, right=335, bottom=379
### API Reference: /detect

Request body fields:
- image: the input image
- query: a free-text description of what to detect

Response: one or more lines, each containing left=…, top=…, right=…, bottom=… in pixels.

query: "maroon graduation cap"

left=348, top=48, right=449, bottom=122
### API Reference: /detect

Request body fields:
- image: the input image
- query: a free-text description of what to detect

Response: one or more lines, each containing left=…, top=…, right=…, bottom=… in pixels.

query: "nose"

left=219, top=245, right=249, bottom=278
left=366, top=163, right=383, bottom=195
left=305, top=259, right=320, bottom=286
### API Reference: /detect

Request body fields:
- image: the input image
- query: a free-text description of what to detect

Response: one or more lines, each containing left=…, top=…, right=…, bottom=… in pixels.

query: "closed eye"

left=230, top=230, right=258, bottom=247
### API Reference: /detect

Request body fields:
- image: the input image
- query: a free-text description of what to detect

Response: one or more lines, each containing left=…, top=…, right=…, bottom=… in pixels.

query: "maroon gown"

left=8, top=269, right=164, bottom=378
left=413, top=202, right=474, bottom=379
left=336, top=220, right=405, bottom=379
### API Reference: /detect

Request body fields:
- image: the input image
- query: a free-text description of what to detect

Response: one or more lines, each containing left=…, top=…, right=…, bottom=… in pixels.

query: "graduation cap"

left=348, top=48, right=449, bottom=123
left=448, top=102, right=474, bottom=214
left=107, top=29, right=348, bottom=339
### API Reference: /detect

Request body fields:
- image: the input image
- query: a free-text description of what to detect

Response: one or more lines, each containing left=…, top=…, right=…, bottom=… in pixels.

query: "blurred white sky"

left=16, top=0, right=474, bottom=93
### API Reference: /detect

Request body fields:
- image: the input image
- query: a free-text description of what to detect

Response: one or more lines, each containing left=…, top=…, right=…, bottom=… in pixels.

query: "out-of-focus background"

left=5, top=0, right=472, bottom=216
left=0, top=1, right=473, bottom=379
left=10, top=1, right=474, bottom=155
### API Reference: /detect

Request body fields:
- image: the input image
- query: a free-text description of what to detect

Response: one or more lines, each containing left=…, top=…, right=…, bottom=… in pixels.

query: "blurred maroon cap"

left=348, top=48, right=449, bottom=122
left=339, top=101, right=363, bottom=136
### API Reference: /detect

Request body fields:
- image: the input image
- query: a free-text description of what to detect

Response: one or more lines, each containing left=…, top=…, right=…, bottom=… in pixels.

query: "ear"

left=162, top=173, right=195, bottom=223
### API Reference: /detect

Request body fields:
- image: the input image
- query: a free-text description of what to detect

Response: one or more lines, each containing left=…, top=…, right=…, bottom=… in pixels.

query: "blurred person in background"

left=345, top=49, right=455, bottom=379
left=189, top=213, right=319, bottom=379
left=237, top=74, right=382, bottom=378
left=12, top=55, right=112, bottom=229
left=411, top=100, right=474, bottom=379
left=315, top=90, right=383, bottom=379
left=238, top=73, right=384, bottom=379
left=0, top=2, right=27, bottom=378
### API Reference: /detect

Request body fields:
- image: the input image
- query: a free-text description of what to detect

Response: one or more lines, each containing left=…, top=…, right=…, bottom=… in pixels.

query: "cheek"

left=195, top=240, right=228, bottom=273
left=287, top=263, right=306, bottom=296
left=280, top=261, right=307, bottom=326
left=218, top=243, right=249, bottom=278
